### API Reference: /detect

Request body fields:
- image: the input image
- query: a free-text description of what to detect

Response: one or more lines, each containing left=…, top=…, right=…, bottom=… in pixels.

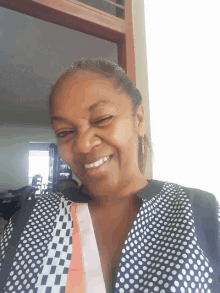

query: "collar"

left=61, top=179, right=166, bottom=203
left=135, top=179, right=165, bottom=201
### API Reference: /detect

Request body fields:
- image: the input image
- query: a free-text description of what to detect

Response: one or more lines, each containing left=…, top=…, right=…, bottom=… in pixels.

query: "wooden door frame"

left=0, top=0, right=136, bottom=83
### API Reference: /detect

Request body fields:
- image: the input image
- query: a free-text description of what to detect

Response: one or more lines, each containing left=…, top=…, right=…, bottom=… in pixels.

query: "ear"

left=133, top=104, right=146, bottom=137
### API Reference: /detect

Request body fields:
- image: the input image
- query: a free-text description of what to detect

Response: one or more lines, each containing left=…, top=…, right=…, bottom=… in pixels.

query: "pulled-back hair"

left=50, top=57, right=150, bottom=175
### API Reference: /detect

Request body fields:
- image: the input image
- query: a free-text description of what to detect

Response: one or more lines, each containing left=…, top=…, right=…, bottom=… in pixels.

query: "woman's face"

left=50, top=70, right=146, bottom=198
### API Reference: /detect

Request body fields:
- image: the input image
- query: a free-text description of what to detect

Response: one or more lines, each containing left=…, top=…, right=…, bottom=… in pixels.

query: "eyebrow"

left=50, top=99, right=113, bottom=123
left=87, top=99, right=113, bottom=111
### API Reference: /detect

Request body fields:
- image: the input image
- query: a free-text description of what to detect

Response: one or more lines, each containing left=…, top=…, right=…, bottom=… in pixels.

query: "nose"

left=74, top=128, right=102, bottom=154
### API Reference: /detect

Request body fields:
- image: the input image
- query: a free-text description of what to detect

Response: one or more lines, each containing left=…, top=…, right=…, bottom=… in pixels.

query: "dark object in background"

left=48, top=143, right=73, bottom=192
left=31, top=174, right=43, bottom=188
left=0, top=186, right=38, bottom=221
left=53, top=178, right=79, bottom=193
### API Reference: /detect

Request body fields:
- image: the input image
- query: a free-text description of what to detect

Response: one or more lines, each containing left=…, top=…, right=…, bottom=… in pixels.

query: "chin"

left=87, top=177, right=118, bottom=195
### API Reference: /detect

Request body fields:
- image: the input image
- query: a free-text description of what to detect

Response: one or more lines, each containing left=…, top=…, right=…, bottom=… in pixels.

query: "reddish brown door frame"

left=0, top=0, right=136, bottom=83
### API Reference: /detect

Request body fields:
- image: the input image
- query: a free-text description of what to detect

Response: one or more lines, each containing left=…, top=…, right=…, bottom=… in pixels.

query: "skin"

left=50, top=70, right=148, bottom=202
left=50, top=70, right=149, bottom=292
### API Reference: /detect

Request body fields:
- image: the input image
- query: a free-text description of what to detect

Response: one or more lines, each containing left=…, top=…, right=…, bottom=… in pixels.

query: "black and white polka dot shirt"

left=0, top=180, right=220, bottom=293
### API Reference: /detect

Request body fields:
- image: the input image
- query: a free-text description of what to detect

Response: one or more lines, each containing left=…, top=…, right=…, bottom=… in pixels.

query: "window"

left=76, top=0, right=125, bottom=19
left=29, top=143, right=50, bottom=191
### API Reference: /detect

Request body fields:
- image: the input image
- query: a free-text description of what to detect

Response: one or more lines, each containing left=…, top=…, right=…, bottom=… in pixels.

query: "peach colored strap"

left=76, top=203, right=106, bottom=293
left=65, top=203, right=85, bottom=293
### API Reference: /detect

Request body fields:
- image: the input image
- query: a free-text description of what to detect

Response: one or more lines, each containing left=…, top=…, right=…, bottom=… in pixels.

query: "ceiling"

left=0, top=6, right=118, bottom=126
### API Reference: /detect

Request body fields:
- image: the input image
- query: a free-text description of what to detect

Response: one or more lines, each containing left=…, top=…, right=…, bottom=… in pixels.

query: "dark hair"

left=50, top=57, right=150, bottom=175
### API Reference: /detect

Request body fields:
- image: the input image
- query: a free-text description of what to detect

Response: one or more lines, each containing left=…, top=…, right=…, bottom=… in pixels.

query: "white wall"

left=144, top=0, right=220, bottom=199
left=0, top=124, right=56, bottom=191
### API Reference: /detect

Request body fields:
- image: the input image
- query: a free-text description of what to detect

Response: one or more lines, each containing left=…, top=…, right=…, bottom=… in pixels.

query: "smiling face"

left=50, top=70, right=147, bottom=200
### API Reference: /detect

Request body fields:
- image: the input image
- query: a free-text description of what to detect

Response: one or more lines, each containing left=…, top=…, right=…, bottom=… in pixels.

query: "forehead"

left=50, top=70, right=132, bottom=112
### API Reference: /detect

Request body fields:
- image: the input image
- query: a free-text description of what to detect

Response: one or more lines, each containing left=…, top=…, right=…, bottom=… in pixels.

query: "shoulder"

left=179, top=184, right=217, bottom=203
left=145, top=180, right=220, bottom=265
left=143, top=179, right=217, bottom=203
left=170, top=183, right=219, bottom=216
left=140, top=180, right=219, bottom=220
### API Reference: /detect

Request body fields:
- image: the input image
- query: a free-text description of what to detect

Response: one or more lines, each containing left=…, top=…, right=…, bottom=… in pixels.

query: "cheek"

left=110, top=119, right=136, bottom=153
left=57, top=143, right=73, bottom=165
left=58, top=143, right=80, bottom=176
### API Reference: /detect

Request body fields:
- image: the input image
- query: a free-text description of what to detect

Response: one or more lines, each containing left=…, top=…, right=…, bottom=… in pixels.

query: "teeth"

left=85, top=156, right=110, bottom=169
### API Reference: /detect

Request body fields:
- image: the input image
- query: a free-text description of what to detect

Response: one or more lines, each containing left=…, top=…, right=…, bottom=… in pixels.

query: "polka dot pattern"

left=1, top=182, right=219, bottom=292
left=2, top=193, right=61, bottom=293
left=0, top=218, right=13, bottom=272
left=35, top=196, right=73, bottom=292
left=114, top=183, right=216, bottom=293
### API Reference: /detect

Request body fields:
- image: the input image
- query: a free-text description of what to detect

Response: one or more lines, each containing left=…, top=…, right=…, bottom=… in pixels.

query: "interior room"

left=0, top=0, right=150, bottom=236
left=1, top=2, right=220, bottom=291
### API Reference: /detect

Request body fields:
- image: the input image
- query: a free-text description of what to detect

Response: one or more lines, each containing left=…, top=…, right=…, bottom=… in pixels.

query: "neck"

left=88, top=192, right=143, bottom=229
left=86, top=176, right=149, bottom=211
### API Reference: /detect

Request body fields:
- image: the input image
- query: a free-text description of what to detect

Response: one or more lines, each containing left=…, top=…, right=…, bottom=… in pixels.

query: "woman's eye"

left=56, top=131, right=74, bottom=138
left=94, top=116, right=113, bottom=124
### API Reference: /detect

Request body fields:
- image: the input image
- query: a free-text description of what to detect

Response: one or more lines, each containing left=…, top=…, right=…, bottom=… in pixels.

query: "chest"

left=91, top=217, right=135, bottom=293
left=88, top=200, right=143, bottom=292
left=94, top=227, right=127, bottom=293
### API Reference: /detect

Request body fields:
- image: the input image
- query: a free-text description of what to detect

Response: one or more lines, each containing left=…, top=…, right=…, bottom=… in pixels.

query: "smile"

left=84, top=155, right=110, bottom=169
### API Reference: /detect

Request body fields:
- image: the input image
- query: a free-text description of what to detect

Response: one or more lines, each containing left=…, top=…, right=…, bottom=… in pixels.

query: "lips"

left=85, top=155, right=110, bottom=169
left=80, top=155, right=112, bottom=166
left=80, top=155, right=113, bottom=177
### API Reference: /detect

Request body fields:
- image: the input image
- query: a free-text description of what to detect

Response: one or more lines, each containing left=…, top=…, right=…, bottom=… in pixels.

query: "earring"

left=142, top=135, right=145, bottom=156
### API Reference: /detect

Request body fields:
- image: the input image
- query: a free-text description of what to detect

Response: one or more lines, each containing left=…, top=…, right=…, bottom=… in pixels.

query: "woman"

left=0, top=58, right=220, bottom=293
